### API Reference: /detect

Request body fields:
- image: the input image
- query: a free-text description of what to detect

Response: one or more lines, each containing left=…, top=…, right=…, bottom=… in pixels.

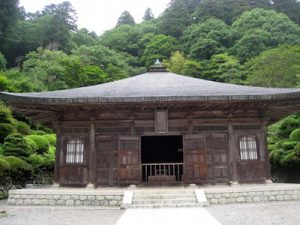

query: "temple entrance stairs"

left=122, top=189, right=208, bottom=209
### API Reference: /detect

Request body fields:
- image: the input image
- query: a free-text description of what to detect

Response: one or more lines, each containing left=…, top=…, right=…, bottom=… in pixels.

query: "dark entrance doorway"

left=141, top=136, right=183, bottom=183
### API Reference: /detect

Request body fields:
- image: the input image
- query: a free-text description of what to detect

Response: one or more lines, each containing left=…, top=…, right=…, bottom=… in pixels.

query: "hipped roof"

left=1, top=71, right=300, bottom=104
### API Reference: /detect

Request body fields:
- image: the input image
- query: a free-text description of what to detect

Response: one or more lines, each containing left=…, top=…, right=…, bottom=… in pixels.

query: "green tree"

left=158, top=0, right=197, bottom=38
left=141, top=35, right=177, bottom=67
left=143, top=8, right=154, bottom=21
left=202, top=53, right=244, bottom=83
left=245, top=45, right=300, bottom=88
left=116, top=11, right=135, bottom=26
left=231, top=9, right=300, bottom=62
left=164, top=51, right=186, bottom=74
left=0, top=0, right=19, bottom=44
left=2, top=133, right=31, bottom=158
left=71, top=28, right=98, bottom=47
left=100, top=25, right=143, bottom=57
left=272, top=0, right=300, bottom=24
left=193, top=0, right=271, bottom=25
left=181, top=19, right=231, bottom=60
left=72, top=44, right=132, bottom=79
left=0, top=52, right=7, bottom=70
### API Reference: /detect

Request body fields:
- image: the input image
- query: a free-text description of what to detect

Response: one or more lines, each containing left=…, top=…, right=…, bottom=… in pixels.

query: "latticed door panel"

left=96, top=136, right=118, bottom=185
left=183, top=134, right=207, bottom=183
left=118, top=136, right=141, bottom=184
left=206, top=133, right=229, bottom=182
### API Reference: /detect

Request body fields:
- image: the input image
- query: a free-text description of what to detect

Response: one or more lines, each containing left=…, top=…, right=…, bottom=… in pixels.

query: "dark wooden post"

left=261, top=118, right=272, bottom=182
left=87, top=122, right=96, bottom=188
left=53, top=121, right=62, bottom=187
left=228, top=122, right=238, bottom=184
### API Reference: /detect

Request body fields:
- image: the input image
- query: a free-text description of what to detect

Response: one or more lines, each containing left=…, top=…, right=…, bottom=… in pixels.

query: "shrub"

left=282, top=141, right=298, bottom=151
left=278, top=117, right=300, bottom=138
left=2, top=133, right=31, bottom=159
left=0, top=157, right=11, bottom=192
left=3, top=156, right=33, bottom=187
left=0, top=104, right=13, bottom=123
left=24, top=137, right=38, bottom=154
left=0, top=123, right=16, bottom=143
left=28, top=154, right=45, bottom=169
left=289, top=128, right=300, bottom=141
left=44, top=134, right=56, bottom=146
left=14, top=120, right=31, bottom=135
left=26, top=135, right=50, bottom=154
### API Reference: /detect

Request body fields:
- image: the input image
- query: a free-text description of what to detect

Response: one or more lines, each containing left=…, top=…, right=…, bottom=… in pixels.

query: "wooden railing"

left=142, top=163, right=183, bottom=182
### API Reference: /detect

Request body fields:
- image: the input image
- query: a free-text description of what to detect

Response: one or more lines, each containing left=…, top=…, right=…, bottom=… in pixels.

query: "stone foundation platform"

left=8, top=188, right=124, bottom=207
left=7, top=183, right=300, bottom=207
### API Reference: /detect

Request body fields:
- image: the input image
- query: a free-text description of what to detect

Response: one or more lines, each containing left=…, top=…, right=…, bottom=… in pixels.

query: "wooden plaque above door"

left=155, top=109, right=168, bottom=134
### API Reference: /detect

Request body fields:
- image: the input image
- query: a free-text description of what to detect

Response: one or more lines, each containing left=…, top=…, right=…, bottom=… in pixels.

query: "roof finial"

left=154, top=58, right=161, bottom=66
left=149, top=58, right=167, bottom=72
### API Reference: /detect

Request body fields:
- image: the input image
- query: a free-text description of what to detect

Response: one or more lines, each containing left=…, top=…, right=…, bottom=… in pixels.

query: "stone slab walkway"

left=116, top=208, right=222, bottom=225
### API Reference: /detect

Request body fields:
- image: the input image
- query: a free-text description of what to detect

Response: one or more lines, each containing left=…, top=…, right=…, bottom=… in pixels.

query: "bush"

left=278, top=117, right=300, bottom=138
left=2, top=133, right=31, bottom=159
left=289, top=128, right=300, bottom=141
left=0, top=104, right=13, bottom=123
left=14, top=120, right=31, bottom=135
left=0, top=157, right=11, bottom=192
left=28, top=154, right=45, bottom=169
left=44, top=134, right=56, bottom=146
left=282, top=141, right=298, bottom=151
left=0, top=123, right=16, bottom=143
left=24, top=137, right=38, bottom=154
left=26, top=135, right=50, bottom=154
left=3, top=156, right=33, bottom=187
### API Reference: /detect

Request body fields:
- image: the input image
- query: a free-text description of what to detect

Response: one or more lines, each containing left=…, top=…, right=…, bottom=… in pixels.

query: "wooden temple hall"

left=2, top=64, right=300, bottom=187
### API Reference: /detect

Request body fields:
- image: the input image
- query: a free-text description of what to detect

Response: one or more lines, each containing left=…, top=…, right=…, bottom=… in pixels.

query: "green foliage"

left=0, top=123, right=16, bottom=143
left=143, top=8, right=154, bottom=21
left=0, top=157, right=10, bottom=192
left=0, top=52, right=7, bottom=70
left=201, top=53, right=244, bottom=83
left=43, top=134, right=56, bottom=146
left=159, top=0, right=198, bottom=38
left=26, top=135, right=50, bottom=155
left=141, top=35, right=177, bottom=67
left=71, top=28, right=98, bottom=47
left=282, top=141, right=298, bottom=151
left=27, top=154, right=45, bottom=169
left=193, top=0, right=271, bottom=25
left=2, top=156, right=33, bottom=187
left=2, top=133, right=31, bottom=158
left=0, top=103, right=13, bottom=123
left=116, top=11, right=135, bottom=26
left=181, top=18, right=231, bottom=60
left=13, top=120, right=31, bottom=135
left=289, top=128, right=300, bottom=141
left=231, top=8, right=300, bottom=62
left=277, top=115, right=300, bottom=138
left=246, top=45, right=300, bottom=87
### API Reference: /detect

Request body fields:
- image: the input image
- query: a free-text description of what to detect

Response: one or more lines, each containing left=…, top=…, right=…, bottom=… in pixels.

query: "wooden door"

left=118, top=136, right=141, bottom=185
left=96, top=136, right=118, bottom=186
left=206, top=133, right=229, bottom=183
left=183, top=134, right=207, bottom=183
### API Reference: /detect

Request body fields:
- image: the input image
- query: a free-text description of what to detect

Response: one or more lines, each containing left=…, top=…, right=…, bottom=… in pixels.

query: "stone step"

left=132, top=198, right=197, bottom=205
left=124, top=203, right=204, bottom=209
left=133, top=194, right=196, bottom=200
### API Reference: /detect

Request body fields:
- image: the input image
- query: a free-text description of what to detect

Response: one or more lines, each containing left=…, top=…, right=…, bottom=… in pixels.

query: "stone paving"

left=1, top=200, right=300, bottom=225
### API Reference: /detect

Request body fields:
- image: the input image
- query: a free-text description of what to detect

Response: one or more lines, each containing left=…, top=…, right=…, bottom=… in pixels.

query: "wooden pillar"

left=228, top=122, right=238, bottom=183
left=87, top=122, right=96, bottom=188
left=53, top=122, right=62, bottom=186
left=261, top=119, right=272, bottom=181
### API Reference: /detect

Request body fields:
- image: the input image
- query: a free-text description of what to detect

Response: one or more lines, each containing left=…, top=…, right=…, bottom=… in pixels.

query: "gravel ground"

left=0, top=205, right=124, bottom=225
left=0, top=201, right=300, bottom=225
left=208, top=201, right=300, bottom=225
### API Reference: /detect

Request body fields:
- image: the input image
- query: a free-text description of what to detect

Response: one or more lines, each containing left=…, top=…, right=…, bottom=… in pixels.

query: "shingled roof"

left=1, top=71, right=300, bottom=104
